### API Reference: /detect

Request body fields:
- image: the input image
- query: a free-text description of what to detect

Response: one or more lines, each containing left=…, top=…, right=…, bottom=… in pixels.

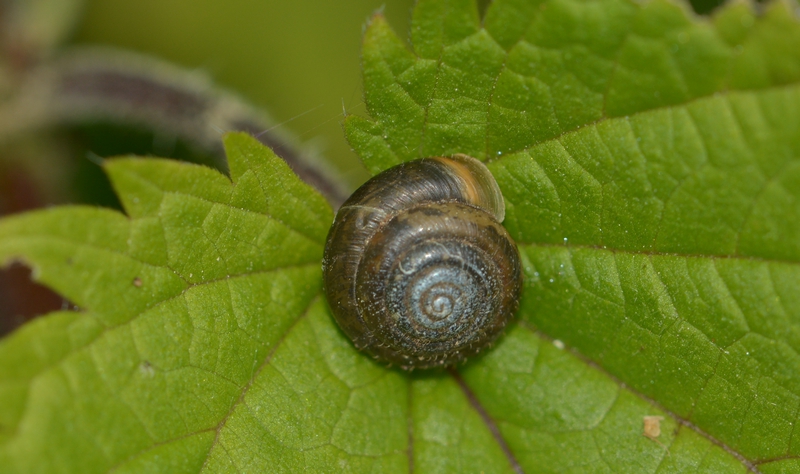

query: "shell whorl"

left=322, top=155, right=521, bottom=369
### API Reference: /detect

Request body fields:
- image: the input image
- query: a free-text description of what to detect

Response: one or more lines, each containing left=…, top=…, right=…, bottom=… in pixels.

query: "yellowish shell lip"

left=432, top=154, right=505, bottom=222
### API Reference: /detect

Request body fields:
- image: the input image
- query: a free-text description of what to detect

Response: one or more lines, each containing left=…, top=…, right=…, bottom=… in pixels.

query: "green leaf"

left=0, top=133, right=334, bottom=472
left=344, top=0, right=800, bottom=471
left=1, top=1, right=800, bottom=473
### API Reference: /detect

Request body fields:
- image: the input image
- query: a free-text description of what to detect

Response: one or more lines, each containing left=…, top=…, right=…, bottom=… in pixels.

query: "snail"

left=322, top=155, right=522, bottom=369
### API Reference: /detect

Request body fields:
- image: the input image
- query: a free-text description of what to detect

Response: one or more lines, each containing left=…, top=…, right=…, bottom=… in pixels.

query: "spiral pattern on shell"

left=322, top=155, right=522, bottom=369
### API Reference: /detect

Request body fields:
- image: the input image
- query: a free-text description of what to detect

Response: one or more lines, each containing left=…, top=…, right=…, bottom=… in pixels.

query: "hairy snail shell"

left=322, top=155, right=522, bottom=369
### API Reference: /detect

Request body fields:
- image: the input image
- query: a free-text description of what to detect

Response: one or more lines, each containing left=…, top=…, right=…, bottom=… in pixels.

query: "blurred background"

left=0, top=0, right=729, bottom=335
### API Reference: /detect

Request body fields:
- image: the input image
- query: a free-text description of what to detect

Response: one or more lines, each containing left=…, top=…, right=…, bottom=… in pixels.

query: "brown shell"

left=322, top=155, right=522, bottom=369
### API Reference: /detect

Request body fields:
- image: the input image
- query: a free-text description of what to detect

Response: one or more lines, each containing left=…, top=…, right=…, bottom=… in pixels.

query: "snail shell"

left=322, top=155, right=522, bottom=369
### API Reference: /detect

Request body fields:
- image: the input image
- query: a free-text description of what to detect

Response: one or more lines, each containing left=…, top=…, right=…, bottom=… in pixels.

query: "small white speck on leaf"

left=139, top=361, right=155, bottom=378
left=553, top=340, right=565, bottom=350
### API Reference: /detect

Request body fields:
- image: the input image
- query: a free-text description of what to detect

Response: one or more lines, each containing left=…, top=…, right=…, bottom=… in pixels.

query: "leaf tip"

left=363, top=11, right=394, bottom=43
left=221, top=130, right=261, bottom=151
left=367, top=9, right=387, bottom=25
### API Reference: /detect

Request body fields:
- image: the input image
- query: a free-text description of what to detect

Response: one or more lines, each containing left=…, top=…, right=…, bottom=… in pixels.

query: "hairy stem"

left=0, top=46, right=350, bottom=207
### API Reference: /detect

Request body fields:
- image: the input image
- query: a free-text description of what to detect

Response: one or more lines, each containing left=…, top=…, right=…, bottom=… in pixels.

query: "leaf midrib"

left=193, top=295, right=321, bottom=474
left=448, top=367, right=524, bottom=474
